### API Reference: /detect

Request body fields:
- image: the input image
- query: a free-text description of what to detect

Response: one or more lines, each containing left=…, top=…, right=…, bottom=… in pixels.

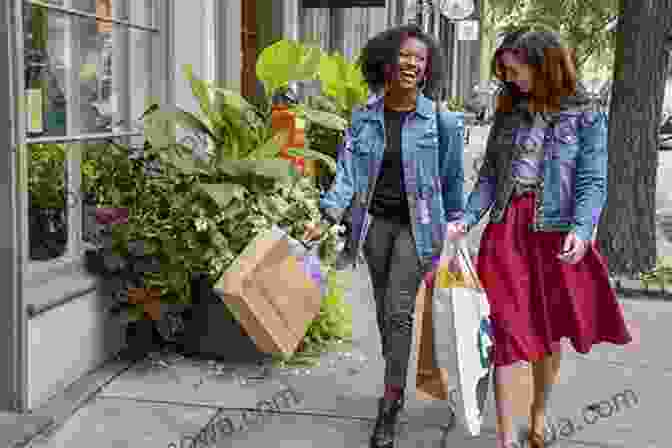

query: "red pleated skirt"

left=476, top=193, right=632, bottom=367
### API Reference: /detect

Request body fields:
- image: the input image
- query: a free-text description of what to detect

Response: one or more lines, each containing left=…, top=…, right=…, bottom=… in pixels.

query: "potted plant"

left=81, top=139, right=173, bottom=358
left=85, top=39, right=354, bottom=362
left=91, top=60, right=342, bottom=360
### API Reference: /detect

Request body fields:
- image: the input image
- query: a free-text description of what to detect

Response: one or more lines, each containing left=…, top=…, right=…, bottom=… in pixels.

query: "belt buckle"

left=512, top=183, right=526, bottom=197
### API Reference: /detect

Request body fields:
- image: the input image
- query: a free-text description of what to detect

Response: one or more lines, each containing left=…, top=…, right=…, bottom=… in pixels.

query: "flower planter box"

left=123, top=319, right=164, bottom=361
left=179, top=272, right=269, bottom=362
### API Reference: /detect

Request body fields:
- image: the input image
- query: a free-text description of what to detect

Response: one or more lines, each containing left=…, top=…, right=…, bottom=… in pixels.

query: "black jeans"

left=363, top=215, right=425, bottom=389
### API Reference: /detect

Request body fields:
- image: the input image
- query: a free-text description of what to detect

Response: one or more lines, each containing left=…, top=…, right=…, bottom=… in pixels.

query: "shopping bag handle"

left=441, top=238, right=481, bottom=289
left=456, top=244, right=479, bottom=287
left=272, top=224, right=320, bottom=253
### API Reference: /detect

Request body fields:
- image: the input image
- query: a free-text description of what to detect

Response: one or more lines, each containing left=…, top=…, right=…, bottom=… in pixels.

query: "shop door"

left=241, top=0, right=257, bottom=100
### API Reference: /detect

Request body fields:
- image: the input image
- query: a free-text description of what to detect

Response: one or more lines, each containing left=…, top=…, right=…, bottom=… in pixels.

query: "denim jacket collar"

left=359, top=92, right=435, bottom=123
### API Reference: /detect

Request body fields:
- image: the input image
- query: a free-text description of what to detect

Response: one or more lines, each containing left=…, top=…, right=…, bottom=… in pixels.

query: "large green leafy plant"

left=295, top=49, right=370, bottom=189
left=315, top=50, right=369, bottom=117
left=95, top=46, right=346, bottom=314
left=90, top=40, right=354, bottom=361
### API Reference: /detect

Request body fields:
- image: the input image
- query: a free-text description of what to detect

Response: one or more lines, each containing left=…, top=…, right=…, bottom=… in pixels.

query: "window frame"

left=14, top=0, right=167, bottom=284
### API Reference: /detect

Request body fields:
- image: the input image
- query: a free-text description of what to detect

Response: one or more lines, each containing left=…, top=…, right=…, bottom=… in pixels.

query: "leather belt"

left=511, top=178, right=540, bottom=197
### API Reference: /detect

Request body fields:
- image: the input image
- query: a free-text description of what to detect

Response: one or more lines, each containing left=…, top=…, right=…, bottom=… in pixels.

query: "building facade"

left=1, top=0, right=453, bottom=413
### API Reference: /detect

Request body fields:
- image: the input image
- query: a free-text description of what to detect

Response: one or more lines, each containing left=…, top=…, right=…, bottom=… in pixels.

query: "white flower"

left=329, top=224, right=346, bottom=235
left=194, top=217, right=209, bottom=232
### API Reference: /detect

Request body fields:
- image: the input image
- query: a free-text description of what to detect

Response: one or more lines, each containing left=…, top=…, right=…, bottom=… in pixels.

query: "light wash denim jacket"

left=320, top=93, right=465, bottom=268
left=462, top=90, right=608, bottom=242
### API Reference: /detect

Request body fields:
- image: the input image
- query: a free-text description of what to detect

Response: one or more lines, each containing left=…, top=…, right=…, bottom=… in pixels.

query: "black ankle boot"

left=370, top=396, right=404, bottom=448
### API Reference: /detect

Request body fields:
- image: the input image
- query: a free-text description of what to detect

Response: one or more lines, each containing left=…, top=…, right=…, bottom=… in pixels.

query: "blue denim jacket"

left=320, top=93, right=465, bottom=267
left=462, top=97, right=608, bottom=242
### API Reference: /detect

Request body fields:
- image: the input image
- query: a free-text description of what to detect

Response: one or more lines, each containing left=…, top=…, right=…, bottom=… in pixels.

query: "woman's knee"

left=386, top=311, right=414, bottom=334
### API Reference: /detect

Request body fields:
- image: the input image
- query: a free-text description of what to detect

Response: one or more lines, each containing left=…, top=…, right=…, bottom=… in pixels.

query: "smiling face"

left=499, top=50, right=534, bottom=94
left=391, top=36, right=429, bottom=91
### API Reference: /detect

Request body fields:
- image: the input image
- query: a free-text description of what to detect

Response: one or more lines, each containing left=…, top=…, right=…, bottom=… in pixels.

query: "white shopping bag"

left=432, top=238, right=494, bottom=437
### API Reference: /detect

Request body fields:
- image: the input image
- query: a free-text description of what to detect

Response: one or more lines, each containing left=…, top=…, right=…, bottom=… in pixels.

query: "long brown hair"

left=492, top=30, right=577, bottom=113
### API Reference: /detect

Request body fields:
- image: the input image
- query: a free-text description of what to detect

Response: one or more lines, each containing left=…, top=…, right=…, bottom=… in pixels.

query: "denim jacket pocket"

left=352, top=132, right=376, bottom=154
left=551, top=117, right=579, bottom=144
left=550, top=142, right=579, bottom=161
left=416, top=129, right=439, bottom=150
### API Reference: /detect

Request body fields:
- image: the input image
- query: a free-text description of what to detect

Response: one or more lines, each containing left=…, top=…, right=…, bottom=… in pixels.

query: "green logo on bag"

left=478, top=318, right=493, bottom=369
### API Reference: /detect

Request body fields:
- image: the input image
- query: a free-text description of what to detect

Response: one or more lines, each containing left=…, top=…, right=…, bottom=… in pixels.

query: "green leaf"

left=219, top=199, right=248, bottom=220
left=127, top=305, right=146, bottom=322
left=199, top=183, right=248, bottom=209
left=173, top=107, right=218, bottom=145
left=245, top=129, right=289, bottom=160
left=293, top=106, right=348, bottom=131
left=143, top=109, right=177, bottom=149
left=160, top=145, right=209, bottom=175
left=256, top=39, right=323, bottom=97
left=317, top=51, right=369, bottom=113
left=183, top=64, right=215, bottom=125
left=286, top=146, right=337, bottom=175
left=212, top=90, right=259, bottom=160
left=224, top=300, right=242, bottom=323
left=217, top=159, right=297, bottom=183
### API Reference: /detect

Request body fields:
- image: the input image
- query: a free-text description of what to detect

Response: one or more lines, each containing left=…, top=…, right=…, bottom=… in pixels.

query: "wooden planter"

left=124, top=319, right=162, bottom=361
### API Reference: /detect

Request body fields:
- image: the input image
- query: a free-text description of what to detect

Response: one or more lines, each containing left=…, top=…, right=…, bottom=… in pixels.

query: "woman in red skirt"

left=446, top=29, right=632, bottom=448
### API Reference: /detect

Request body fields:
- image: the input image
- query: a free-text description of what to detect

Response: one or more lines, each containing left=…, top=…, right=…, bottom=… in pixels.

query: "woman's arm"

left=437, top=109, right=465, bottom=223
left=319, top=126, right=356, bottom=226
left=461, top=117, right=499, bottom=231
left=573, top=110, right=608, bottom=241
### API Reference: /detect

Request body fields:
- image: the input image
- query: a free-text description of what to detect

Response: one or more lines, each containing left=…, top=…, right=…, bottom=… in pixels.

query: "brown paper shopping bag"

left=214, top=226, right=322, bottom=356
left=413, top=279, right=451, bottom=401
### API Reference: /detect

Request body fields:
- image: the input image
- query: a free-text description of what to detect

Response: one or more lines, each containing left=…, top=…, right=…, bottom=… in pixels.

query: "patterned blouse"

left=508, top=99, right=553, bottom=196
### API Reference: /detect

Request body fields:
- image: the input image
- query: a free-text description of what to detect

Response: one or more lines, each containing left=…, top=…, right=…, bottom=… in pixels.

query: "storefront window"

left=299, top=6, right=331, bottom=50
left=23, top=0, right=158, bottom=264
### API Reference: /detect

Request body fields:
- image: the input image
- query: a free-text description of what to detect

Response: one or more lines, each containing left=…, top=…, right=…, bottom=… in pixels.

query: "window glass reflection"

left=28, top=143, right=69, bottom=261
left=23, top=1, right=126, bottom=137
left=23, top=0, right=155, bottom=263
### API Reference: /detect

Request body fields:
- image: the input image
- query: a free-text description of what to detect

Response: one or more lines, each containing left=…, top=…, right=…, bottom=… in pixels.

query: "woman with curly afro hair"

left=304, top=24, right=466, bottom=448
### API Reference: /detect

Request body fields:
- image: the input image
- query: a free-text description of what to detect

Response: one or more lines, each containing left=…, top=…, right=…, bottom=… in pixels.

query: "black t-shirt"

left=369, top=108, right=411, bottom=224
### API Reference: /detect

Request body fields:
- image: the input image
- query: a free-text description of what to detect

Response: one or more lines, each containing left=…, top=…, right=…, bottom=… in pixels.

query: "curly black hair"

left=359, top=24, right=445, bottom=100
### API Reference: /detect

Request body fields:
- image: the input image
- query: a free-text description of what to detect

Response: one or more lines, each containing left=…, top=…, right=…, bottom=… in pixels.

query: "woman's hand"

left=557, top=231, right=590, bottom=264
left=445, top=221, right=467, bottom=241
left=303, top=222, right=326, bottom=242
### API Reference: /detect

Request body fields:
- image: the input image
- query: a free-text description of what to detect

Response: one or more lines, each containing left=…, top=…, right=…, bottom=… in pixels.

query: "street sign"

left=439, top=0, right=475, bottom=20
left=457, top=20, right=479, bottom=41
left=301, top=0, right=385, bottom=7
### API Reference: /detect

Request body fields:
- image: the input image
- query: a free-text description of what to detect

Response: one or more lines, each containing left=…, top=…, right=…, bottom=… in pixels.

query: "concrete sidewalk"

left=17, top=258, right=669, bottom=448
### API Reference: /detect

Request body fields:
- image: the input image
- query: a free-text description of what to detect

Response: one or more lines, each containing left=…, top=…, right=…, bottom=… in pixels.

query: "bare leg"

left=494, top=363, right=520, bottom=447
left=530, top=349, right=562, bottom=439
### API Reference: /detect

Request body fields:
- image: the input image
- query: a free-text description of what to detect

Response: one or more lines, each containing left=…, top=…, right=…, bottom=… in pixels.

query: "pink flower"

left=96, top=207, right=129, bottom=225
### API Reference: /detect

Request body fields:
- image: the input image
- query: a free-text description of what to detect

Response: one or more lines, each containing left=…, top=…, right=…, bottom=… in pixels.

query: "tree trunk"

left=597, top=0, right=672, bottom=277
